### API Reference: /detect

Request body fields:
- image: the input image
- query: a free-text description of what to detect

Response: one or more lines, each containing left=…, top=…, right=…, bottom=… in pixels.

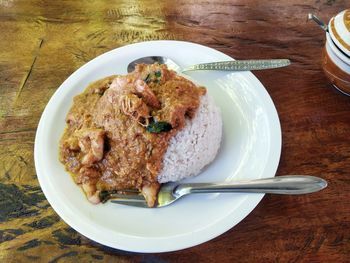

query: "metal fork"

left=104, top=175, right=327, bottom=208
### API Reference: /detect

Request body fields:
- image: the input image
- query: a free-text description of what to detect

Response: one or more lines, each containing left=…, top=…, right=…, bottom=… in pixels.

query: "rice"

left=157, top=93, right=222, bottom=183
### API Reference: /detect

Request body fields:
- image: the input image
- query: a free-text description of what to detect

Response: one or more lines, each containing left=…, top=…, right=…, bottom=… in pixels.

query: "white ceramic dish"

left=35, top=40, right=281, bottom=253
left=326, top=37, right=350, bottom=75
left=326, top=33, right=350, bottom=67
left=328, top=10, right=350, bottom=57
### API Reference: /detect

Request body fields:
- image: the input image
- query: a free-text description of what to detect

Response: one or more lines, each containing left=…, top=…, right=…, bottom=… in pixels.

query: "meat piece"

left=134, top=80, right=160, bottom=108
left=82, top=182, right=100, bottom=204
left=109, top=76, right=160, bottom=108
left=141, top=183, right=160, bottom=207
left=106, top=76, right=160, bottom=126
left=78, top=167, right=101, bottom=204
left=119, top=94, right=151, bottom=126
left=75, top=129, right=105, bottom=165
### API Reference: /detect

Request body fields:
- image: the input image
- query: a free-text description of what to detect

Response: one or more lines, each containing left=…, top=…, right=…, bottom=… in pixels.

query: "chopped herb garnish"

left=144, top=73, right=151, bottom=84
left=155, top=71, right=162, bottom=78
left=146, top=121, right=172, bottom=133
left=144, top=71, right=162, bottom=84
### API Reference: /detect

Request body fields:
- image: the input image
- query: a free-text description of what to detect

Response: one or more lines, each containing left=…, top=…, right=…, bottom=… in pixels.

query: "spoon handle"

left=175, top=175, right=327, bottom=195
left=307, top=13, right=328, bottom=32
left=182, top=59, right=291, bottom=72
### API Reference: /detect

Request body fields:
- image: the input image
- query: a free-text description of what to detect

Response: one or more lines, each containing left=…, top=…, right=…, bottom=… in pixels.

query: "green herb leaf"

left=146, top=121, right=172, bottom=133
left=144, top=71, right=162, bottom=84
left=155, top=71, right=162, bottom=78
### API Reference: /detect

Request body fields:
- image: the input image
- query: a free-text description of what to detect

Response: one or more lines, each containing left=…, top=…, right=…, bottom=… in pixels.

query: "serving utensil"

left=104, top=175, right=327, bottom=208
left=307, top=13, right=328, bottom=32
left=127, top=56, right=291, bottom=73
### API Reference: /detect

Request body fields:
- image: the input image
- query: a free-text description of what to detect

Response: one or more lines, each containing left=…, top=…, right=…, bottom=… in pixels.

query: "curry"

left=59, top=64, right=205, bottom=206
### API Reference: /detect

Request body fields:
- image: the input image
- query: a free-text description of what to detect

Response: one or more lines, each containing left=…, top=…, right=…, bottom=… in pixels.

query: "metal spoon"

left=127, top=56, right=291, bottom=73
left=308, top=13, right=328, bottom=32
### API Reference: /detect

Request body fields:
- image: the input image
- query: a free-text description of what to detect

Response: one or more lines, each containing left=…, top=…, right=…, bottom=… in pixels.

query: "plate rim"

left=34, top=40, right=282, bottom=252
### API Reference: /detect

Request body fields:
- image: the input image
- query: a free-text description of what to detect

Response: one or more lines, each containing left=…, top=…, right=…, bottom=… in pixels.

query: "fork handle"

left=174, top=176, right=327, bottom=196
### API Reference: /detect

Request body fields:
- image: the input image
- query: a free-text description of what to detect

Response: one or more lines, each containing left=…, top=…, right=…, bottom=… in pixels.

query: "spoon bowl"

left=127, top=56, right=181, bottom=73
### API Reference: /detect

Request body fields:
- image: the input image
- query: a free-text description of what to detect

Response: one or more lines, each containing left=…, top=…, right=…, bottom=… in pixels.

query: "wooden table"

left=1, top=0, right=349, bottom=262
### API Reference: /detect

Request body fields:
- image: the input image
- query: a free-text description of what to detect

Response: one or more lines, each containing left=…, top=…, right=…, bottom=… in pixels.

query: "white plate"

left=35, top=40, right=281, bottom=253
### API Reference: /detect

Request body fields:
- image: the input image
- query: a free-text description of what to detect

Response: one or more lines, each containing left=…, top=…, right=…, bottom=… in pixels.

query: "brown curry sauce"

left=59, top=64, right=205, bottom=207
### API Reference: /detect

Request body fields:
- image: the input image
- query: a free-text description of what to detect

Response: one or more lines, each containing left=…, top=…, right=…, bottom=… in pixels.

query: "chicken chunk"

left=75, top=128, right=105, bottom=165
left=106, top=76, right=160, bottom=126
left=141, top=183, right=160, bottom=207
left=82, top=182, right=100, bottom=204
left=109, top=76, right=160, bottom=108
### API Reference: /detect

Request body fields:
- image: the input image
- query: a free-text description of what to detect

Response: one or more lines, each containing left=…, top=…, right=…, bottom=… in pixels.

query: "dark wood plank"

left=1, top=0, right=349, bottom=262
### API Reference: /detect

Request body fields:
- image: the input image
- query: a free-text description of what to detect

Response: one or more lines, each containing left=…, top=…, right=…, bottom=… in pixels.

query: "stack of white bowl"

left=322, top=9, right=350, bottom=95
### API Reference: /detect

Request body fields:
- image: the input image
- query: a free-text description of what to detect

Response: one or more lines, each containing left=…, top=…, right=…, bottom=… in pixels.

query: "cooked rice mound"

left=158, top=93, right=222, bottom=183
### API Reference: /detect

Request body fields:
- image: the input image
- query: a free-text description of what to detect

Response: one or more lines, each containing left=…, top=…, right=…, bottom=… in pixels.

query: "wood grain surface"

left=1, top=0, right=349, bottom=262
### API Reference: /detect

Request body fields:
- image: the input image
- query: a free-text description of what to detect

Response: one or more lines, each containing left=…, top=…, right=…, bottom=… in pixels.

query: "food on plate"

left=59, top=63, right=222, bottom=207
